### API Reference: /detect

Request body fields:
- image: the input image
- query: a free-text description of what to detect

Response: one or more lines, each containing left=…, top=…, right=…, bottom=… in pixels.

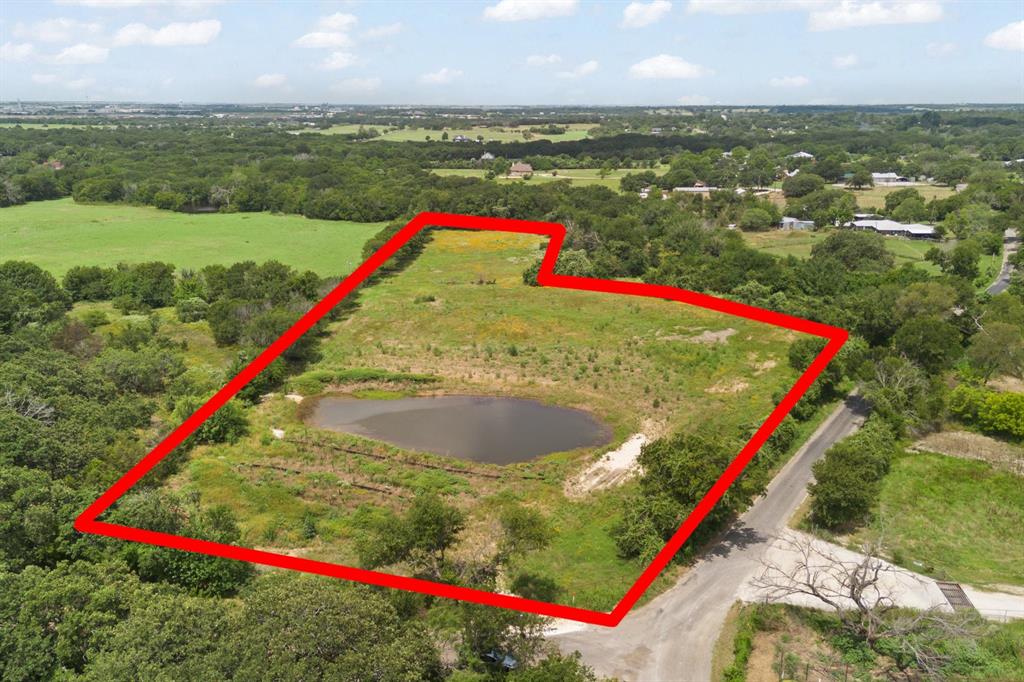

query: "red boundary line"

left=75, top=212, right=847, bottom=627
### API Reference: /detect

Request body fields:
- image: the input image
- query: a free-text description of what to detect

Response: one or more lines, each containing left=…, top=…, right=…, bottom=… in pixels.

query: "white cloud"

left=53, top=43, right=109, bottom=64
left=984, top=21, right=1024, bottom=52
left=926, top=41, right=956, bottom=57
left=808, top=1, right=943, bottom=32
left=419, top=67, right=462, bottom=85
left=317, top=12, right=358, bottom=32
left=629, top=54, right=709, bottom=79
left=526, top=53, right=562, bottom=66
left=556, top=59, right=598, bottom=79
left=677, top=94, right=710, bottom=105
left=363, top=23, right=403, bottom=40
left=331, top=77, right=382, bottom=93
left=769, top=75, right=810, bottom=87
left=14, top=18, right=103, bottom=43
left=66, top=76, right=96, bottom=89
left=319, top=51, right=356, bottom=70
left=483, top=0, right=578, bottom=22
left=623, top=0, right=673, bottom=28
left=254, top=73, right=287, bottom=88
left=832, top=53, right=858, bottom=68
left=32, top=73, right=59, bottom=84
left=113, top=19, right=221, bottom=46
left=685, top=0, right=818, bottom=15
left=292, top=31, right=352, bottom=49
left=0, top=42, right=35, bottom=62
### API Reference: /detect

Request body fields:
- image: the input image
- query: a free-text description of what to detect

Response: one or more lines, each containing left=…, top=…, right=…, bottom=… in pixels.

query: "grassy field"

left=850, top=451, right=1024, bottom=589
left=742, top=229, right=1002, bottom=287
left=171, top=229, right=803, bottom=610
left=0, top=199, right=385, bottom=277
left=848, top=184, right=957, bottom=209
left=303, top=122, right=596, bottom=143
left=0, top=122, right=115, bottom=129
left=431, top=166, right=666, bottom=191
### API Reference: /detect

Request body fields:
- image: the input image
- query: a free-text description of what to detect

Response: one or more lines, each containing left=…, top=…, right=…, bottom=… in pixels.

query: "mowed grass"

left=849, top=184, right=957, bottom=209
left=305, top=122, right=596, bottom=143
left=430, top=166, right=666, bottom=192
left=742, top=229, right=1002, bottom=288
left=850, top=452, right=1024, bottom=588
left=0, top=198, right=385, bottom=277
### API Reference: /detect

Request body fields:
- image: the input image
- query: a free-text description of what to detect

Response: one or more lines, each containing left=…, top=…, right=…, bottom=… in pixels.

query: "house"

left=871, top=172, right=911, bottom=185
left=788, top=151, right=814, bottom=160
left=480, top=152, right=495, bottom=161
left=509, top=162, right=533, bottom=177
left=780, top=216, right=815, bottom=230
left=784, top=168, right=800, bottom=178
left=43, top=160, right=64, bottom=170
left=849, top=219, right=937, bottom=239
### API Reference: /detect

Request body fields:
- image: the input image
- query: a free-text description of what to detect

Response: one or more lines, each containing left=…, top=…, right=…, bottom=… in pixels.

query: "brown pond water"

left=305, top=395, right=611, bottom=464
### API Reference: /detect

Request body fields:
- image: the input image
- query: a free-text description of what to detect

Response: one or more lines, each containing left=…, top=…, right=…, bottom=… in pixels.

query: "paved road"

left=551, top=394, right=870, bottom=682
left=987, top=228, right=1018, bottom=295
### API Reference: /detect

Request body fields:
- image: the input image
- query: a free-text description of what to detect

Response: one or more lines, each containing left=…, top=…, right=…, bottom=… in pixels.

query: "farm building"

left=780, top=216, right=815, bottom=230
left=849, top=219, right=937, bottom=239
left=872, top=172, right=911, bottom=185
left=509, top=162, right=533, bottom=177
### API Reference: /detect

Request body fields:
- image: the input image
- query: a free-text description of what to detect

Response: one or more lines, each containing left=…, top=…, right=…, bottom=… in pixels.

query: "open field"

left=847, top=184, right=957, bottom=209
left=849, top=451, right=1024, bottom=589
left=0, top=122, right=116, bottom=129
left=171, top=229, right=803, bottom=610
left=742, top=228, right=1002, bottom=288
left=430, top=166, right=666, bottom=191
left=0, top=199, right=385, bottom=277
left=303, top=122, right=596, bottom=143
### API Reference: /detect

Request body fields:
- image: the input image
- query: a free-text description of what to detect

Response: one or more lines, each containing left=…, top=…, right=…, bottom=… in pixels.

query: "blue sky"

left=1, top=1, right=1022, bottom=105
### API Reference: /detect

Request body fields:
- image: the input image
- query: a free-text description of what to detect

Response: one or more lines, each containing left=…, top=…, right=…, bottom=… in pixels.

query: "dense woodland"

left=1, top=107, right=1023, bottom=680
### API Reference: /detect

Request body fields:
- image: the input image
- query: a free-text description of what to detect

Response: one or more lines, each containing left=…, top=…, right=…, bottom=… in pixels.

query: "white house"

left=789, top=151, right=815, bottom=160
left=781, top=216, right=815, bottom=230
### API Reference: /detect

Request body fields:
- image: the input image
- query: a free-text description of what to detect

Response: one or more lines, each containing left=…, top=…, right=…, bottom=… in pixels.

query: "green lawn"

left=742, top=229, right=1002, bottom=289
left=0, top=198, right=385, bottom=277
left=849, top=184, right=957, bottom=209
left=850, top=452, right=1024, bottom=588
left=303, top=122, right=596, bottom=143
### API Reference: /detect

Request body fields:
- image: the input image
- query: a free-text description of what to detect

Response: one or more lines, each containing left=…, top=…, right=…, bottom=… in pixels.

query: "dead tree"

left=751, top=532, right=980, bottom=679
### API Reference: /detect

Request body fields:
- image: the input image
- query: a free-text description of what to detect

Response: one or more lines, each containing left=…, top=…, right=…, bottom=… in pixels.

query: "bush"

left=79, top=309, right=110, bottom=329
left=738, top=207, right=775, bottom=231
left=172, top=396, right=248, bottom=444
left=175, top=297, right=209, bottom=323
left=63, top=265, right=114, bottom=301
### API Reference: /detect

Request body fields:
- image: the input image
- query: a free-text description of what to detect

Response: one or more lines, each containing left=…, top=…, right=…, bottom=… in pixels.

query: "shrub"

left=172, top=396, right=248, bottom=444
left=175, top=296, right=209, bottom=322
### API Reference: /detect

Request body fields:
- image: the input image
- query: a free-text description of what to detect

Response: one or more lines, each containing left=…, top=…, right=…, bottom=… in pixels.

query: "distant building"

left=780, top=216, right=815, bottom=230
left=509, top=162, right=533, bottom=177
left=788, top=151, right=815, bottom=160
left=849, top=219, right=937, bottom=239
left=480, top=152, right=495, bottom=161
left=872, top=172, right=911, bottom=185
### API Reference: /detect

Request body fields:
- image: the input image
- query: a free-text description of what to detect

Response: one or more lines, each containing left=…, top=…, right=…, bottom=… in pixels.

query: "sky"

left=1, top=0, right=1022, bottom=105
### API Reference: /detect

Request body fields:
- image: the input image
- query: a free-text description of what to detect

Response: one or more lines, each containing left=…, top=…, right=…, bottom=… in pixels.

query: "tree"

left=498, top=505, right=553, bottom=562
left=809, top=230, right=893, bottom=271
left=892, top=315, right=962, bottom=373
left=358, top=492, right=466, bottom=580
left=738, top=207, right=775, bottom=231
left=0, top=261, right=71, bottom=332
left=891, top=196, right=928, bottom=223
left=63, top=266, right=114, bottom=301
left=751, top=533, right=982, bottom=679
left=172, top=396, right=248, bottom=444
left=927, top=240, right=981, bottom=281
left=781, top=172, right=825, bottom=198
left=847, top=167, right=873, bottom=189
left=966, top=321, right=1024, bottom=381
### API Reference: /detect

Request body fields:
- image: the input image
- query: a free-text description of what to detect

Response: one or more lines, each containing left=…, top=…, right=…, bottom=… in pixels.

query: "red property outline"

left=75, top=212, right=847, bottom=627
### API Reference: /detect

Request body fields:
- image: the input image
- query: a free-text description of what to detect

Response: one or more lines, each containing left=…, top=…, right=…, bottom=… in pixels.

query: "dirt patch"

left=706, top=378, right=750, bottom=394
left=990, top=375, right=1024, bottom=394
left=564, top=432, right=650, bottom=497
left=911, top=430, right=1024, bottom=476
left=682, top=328, right=737, bottom=344
left=749, top=356, right=778, bottom=375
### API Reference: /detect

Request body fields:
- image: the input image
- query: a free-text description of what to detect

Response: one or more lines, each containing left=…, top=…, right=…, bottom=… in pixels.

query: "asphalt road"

left=551, top=394, right=870, bottom=682
left=987, top=228, right=1018, bottom=295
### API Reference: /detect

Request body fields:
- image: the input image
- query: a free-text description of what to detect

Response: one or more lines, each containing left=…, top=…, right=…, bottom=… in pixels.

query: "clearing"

left=301, top=123, right=596, bottom=143
left=429, top=166, right=667, bottom=191
left=848, top=184, right=957, bottom=209
left=170, top=229, right=801, bottom=611
left=848, top=451, right=1024, bottom=589
left=0, top=198, right=385, bottom=277
left=742, top=229, right=1002, bottom=287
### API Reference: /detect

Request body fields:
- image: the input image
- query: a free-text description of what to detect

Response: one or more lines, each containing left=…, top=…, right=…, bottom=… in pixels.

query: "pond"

left=305, top=395, right=611, bottom=464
